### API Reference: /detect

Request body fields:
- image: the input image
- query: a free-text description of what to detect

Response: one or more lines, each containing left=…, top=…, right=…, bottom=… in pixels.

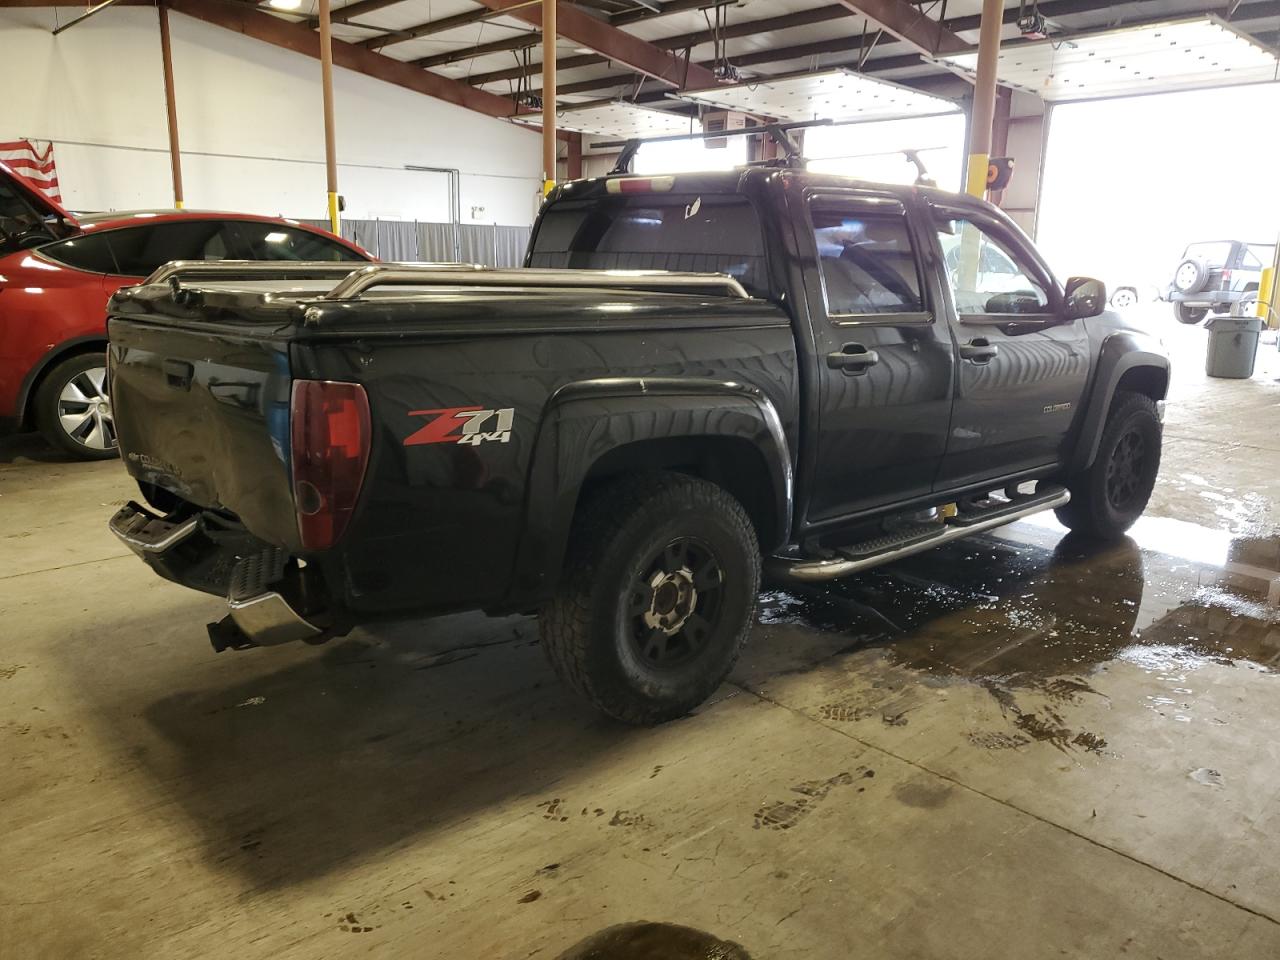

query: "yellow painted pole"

left=541, top=0, right=557, bottom=196
left=318, top=0, right=340, bottom=233
left=1260, top=266, right=1277, bottom=328
left=965, top=0, right=1004, bottom=199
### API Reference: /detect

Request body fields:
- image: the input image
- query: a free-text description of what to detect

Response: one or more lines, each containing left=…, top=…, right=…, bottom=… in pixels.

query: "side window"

left=810, top=199, right=924, bottom=317
left=230, top=222, right=364, bottom=262
left=105, top=221, right=235, bottom=277
left=38, top=232, right=119, bottom=273
left=935, top=215, right=1049, bottom=316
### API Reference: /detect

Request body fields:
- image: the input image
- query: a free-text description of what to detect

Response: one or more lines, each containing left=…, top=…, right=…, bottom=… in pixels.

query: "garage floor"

left=3, top=316, right=1279, bottom=959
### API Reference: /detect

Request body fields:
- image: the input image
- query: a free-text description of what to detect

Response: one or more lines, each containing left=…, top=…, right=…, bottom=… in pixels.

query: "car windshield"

left=0, top=177, right=73, bottom=254
left=528, top=193, right=769, bottom=297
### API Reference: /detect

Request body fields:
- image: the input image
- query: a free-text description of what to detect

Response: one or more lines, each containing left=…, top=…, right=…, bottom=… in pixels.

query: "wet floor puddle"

left=754, top=514, right=1280, bottom=747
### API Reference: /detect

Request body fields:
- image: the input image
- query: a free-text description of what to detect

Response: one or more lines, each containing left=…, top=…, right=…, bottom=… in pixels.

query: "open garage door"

left=1036, top=82, right=1280, bottom=309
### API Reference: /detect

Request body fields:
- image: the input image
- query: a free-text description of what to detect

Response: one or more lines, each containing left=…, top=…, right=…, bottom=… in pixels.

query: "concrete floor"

left=2, top=313, right=1279, bottom=959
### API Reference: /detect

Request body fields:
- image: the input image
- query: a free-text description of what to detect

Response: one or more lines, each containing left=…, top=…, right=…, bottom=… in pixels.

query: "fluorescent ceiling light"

left=510, top=102, right=700, bottom=140
left=263, top=232, right=289, bottom=243
left=267, top=0, right=303, bottom=10
left=674, top=68, right=960, bottom=123
left=934, top=15, right=1280, bottom=101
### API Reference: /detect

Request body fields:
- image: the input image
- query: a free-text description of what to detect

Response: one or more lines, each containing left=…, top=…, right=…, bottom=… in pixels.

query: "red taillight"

left=290, top=380, right=371, bottom=551
left=1221, top=269, right=1232, bottom=289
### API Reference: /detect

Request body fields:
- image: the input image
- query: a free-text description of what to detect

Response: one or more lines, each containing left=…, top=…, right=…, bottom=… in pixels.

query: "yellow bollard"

left=1260, top=265, right=1278, bottom=329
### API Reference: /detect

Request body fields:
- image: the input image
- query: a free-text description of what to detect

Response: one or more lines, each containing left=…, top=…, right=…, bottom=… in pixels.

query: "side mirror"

left=1065, top=276, right=1106, bottom=320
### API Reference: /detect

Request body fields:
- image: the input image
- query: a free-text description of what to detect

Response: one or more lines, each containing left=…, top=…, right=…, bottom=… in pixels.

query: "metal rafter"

left=466, top=4, right=854, bottom=86
left=164, top=0, right=525, bottom=119
left=468, top=0, right=717, bottom=88
left=833, top=0, right=967, bottom=55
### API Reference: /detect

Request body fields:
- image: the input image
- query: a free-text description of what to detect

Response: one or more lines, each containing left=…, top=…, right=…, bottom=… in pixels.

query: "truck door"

left=797, top=190, right=955, bottom=524
left=928, top=202, right=1090, bottom=488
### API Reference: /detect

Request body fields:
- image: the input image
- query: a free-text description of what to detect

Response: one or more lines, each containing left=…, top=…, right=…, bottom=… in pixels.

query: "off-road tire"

left=1055, top=391, right=1162, bottom=540
left=1175, top=302, right=1208, bottom=325
left=34, top=352, right=118, bottom=461
left=540, top=472, right=761, bottom=725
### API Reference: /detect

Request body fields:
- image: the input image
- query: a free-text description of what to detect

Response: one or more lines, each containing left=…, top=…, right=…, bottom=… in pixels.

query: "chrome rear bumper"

left=109, top=501, right=321, bottom=647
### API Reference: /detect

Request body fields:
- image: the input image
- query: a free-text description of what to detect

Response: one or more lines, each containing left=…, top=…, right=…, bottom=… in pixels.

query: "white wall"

left=0, top=7, right=543, bottom=225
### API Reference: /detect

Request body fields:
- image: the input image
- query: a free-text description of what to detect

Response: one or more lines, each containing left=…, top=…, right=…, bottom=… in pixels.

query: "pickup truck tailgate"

left=108, top=314, right=300, bottom=550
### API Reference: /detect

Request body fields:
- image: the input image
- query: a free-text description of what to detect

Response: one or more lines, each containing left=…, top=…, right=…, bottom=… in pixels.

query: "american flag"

left=0, top=139, right=60, bottom=202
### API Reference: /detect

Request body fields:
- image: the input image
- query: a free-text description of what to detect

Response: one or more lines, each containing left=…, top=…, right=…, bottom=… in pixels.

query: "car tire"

left=1174, top=302, right=1208, bottom=325
left=1054, top=391, right=1162, bottom=541
left=1110, top=287, right=1138, bottom=309
left=540, top=471, right=761, bottom=725
left=1173, top=258, right=1208, bottom=294
left=34, top=352, right=119, bottom=461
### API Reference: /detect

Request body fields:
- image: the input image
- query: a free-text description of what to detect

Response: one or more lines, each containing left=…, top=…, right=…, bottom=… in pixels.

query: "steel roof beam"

left=166, top=0, right=524, bottom=119
left=466, top=4, right=853, bottom=86
left=471, top=0, right=717, bottom=88
left=833, top=0, right=968, bottom=56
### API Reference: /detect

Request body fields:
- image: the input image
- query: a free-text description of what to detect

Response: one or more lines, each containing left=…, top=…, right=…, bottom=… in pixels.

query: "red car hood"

left=0, top=159, right=80, bottom=229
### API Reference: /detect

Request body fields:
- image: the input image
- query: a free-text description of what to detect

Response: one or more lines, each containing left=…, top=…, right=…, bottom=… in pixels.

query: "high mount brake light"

left=290, top=380, right=371, bottom=551
left=605, top=176, right=675, bottom=194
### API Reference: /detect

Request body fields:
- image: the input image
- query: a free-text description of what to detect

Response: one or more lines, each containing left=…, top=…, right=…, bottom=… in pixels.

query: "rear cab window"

left=808, top=196, right=926, bottom=319
left=528, top=192, right=768, bottom=297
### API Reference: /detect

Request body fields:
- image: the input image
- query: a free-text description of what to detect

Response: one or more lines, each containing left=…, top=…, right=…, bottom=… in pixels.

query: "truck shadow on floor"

left=130, top=520, right=1279, bottom=890
left=136, top=611, right=636, bottom=890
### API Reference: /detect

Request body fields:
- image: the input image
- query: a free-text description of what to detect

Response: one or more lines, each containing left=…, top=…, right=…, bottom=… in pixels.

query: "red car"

left=0, top=162, right=371, bottom=459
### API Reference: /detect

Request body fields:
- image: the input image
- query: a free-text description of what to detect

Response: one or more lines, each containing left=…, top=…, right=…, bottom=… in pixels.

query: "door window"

left=935, top=215, right=1049, bottom=316
left=230, top=222, right=364, bottom=262
left=103, top=221, right=235, bottom=277
left=810, top=200, right=924, bottom=317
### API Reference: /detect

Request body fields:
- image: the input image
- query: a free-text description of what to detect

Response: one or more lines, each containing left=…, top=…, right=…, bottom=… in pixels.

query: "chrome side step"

left=767, top=484, right=1071, bottom=583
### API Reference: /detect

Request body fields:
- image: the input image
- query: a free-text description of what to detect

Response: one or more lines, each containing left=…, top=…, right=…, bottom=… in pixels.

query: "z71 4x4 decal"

left=405, top=406, right=514, bottom=446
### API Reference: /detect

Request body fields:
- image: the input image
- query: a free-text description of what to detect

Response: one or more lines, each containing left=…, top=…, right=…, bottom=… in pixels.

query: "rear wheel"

left=1175, top=302, right=1208, bottom=325
left=1110, top=287, right=1138, bottom=309
left=34, top=353, right=118, bottom=461
left=540, top=472, right=760, bottom=725
left=1055, top=391, right=1162, bottom=540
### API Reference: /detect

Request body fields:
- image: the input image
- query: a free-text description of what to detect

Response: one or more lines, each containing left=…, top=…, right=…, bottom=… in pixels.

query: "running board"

left=767, top=485, right=1070, bottom=583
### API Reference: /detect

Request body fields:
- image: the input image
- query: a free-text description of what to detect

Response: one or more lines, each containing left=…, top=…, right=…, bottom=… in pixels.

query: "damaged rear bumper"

left=109, top=501, right=329, bottom=648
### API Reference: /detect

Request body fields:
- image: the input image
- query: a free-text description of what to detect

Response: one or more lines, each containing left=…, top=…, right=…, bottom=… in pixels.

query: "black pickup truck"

left=106, top=168, right=1170, bottom=723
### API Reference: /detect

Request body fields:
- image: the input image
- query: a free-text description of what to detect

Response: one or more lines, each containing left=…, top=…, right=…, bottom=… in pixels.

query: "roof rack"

left=322, top=264, right=751, bottom=301
left=597, top=119, right=833, bottom=175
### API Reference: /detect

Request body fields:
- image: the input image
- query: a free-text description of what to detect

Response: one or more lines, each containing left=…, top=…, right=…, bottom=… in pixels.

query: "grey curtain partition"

left=301, top=219, right=531, bottom=267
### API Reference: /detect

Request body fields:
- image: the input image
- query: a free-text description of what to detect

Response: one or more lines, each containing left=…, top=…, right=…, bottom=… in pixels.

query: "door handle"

left=163, top=359, right=194, bottom=391
left=826, top=343, right=880, bottom=374
left=959, top=338, right=999, bottom=364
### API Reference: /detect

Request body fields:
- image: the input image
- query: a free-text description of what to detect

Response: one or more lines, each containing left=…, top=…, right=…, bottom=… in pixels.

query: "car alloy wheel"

left=1104, top=429, right=1147, bottom=513
left=57, top=364, right=116, bottom=452
left=627, top=536, right=724, bottom=669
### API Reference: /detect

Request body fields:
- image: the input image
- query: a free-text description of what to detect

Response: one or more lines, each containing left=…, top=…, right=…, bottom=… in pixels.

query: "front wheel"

left=1055, top=391, right=1162, bottom=540
left=540, top=472, right=761, bottom=725
left=34, top=353, right=118, bottom=461
left=1175, top=302, right=1208, bottom=325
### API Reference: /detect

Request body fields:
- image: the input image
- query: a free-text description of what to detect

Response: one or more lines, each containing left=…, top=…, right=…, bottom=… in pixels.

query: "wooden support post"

left=318, top=0, right=340, bottom=232
left=541, top=0, right=557, bottom=195
left=965, top=0, right=1003, bottom=198
left=158, top=4, right=184, bottom=208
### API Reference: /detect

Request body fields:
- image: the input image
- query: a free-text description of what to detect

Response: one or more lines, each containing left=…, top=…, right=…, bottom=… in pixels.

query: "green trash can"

left=1205, top=315, right=1262, bottom=379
